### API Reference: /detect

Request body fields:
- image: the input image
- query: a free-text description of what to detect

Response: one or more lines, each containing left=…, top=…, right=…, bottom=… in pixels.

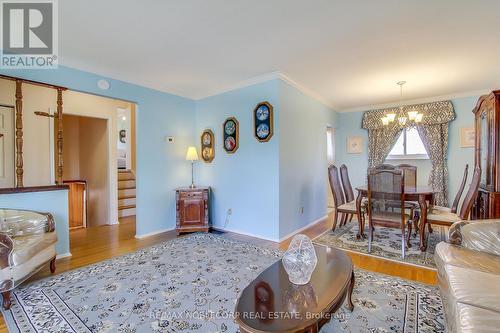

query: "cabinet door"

left=179, top=197, right=205, bottom=226
left=478, top=98, right=495, bottom=189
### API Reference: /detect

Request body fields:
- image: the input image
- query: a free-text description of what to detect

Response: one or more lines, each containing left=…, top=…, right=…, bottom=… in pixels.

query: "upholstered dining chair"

left=328, top=165, right=365, bottom=232
left=431, top=164, right=469, bottom=214
left=373, top=164, right=396, bottom=170
left=367, top=169, right=412, bottom=258
left=426, top=166, right=480, bottom=228
left=339, top=164, right=356, bottom=222
left=395, top=164, right=417, bottom=189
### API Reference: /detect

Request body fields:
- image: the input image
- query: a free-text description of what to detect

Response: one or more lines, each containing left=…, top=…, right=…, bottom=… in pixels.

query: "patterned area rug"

left=1, top=233, right=445, bottom=332
left=314, top=222, right=443, bottom=269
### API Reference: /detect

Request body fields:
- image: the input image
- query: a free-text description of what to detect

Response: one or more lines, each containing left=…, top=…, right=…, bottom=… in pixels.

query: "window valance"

left=362, top=100, right=455, bottom=130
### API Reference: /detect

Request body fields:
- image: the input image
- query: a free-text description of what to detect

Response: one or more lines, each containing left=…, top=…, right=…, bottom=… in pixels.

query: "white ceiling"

left=60, top=0, right=500, bottom=111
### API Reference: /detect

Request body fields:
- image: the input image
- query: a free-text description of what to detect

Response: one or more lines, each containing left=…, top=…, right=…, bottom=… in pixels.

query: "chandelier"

left=381, top=81, right=423, bottom=126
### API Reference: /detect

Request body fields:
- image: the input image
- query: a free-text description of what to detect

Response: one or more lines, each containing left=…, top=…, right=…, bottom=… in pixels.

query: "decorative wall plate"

left=254, top=102, right=273, bottom=142
left=223, top=117, right=239, bottom=153
left=200, top=129, right=215, bottom=162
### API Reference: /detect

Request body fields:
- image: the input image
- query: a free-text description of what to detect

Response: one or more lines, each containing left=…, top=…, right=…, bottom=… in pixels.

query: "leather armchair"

left=0, top=209, right=58, bottom=309
left=435, top=220, right=500, bottom=333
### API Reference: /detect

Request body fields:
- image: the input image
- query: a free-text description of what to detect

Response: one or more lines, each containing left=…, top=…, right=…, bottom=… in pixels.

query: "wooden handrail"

left=0, top=74, right=67, bottom=91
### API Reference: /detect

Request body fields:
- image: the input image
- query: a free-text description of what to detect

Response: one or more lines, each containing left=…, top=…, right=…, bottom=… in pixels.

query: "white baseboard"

left=210, top=226, right=280, bottom=242
left=135, top=228, right=174, bottom=239
left=278, top=215, right=328, bottom=242
left=56, top=252, right=72, bottom=260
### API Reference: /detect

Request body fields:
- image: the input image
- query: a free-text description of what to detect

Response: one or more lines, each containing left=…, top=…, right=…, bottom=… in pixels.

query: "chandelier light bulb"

left=408, top=111, right=418, bottom=121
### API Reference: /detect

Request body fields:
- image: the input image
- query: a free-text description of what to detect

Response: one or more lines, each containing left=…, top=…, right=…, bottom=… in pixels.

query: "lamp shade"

left=185, top=146, right=199, bottom=161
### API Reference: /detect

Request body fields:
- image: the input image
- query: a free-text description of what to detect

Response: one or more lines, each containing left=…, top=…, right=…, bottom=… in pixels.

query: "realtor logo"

left=1, top=0, right=58, bottom=68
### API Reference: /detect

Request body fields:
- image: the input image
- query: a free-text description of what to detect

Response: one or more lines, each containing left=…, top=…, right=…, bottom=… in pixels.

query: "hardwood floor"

left=0, top=213, right=436, bottom=332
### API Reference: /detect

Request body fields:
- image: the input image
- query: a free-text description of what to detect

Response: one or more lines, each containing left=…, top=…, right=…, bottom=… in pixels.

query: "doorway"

left=326, top=126, right=335, bottom=209
left=62, top=114, right=109, bottom=228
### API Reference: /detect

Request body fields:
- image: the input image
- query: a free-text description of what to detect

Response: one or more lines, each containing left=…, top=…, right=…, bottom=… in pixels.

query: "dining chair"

left=340, top=164, right=355, bottom=202
left=395, top=164, right=417, bottom=189
left=340, top=164, right=356, bottom=223
left=367, top=169, right=412, bottom=258
left=373, top=164, right=396, bottom=170
left=426, top=166, right=480, bottom=228
left=431, top=164, right=469, bottom=214
left=328, top=165, right=364, bottom=232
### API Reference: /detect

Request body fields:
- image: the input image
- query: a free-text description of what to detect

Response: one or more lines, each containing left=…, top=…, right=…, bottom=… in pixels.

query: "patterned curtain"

left=417, top=124, right=449, bottom=206
left=362, top=100, right=455, bottom=204
left=367, top=126, right=403, bottom=169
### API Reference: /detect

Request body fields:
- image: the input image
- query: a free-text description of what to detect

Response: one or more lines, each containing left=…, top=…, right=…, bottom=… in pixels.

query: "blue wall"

left=195, top=80, right=281, bottom=241
left=0, top=189, right=69, bottom=255
left=0, top=66, right=196, bottom=238
left=279, top=81, right=337, bottom=239
left=335, top=96, right=478, bottom=204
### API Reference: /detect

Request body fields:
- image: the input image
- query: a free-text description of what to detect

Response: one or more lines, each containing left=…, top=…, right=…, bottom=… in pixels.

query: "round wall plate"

left=97, top=79, right=110, bottom=90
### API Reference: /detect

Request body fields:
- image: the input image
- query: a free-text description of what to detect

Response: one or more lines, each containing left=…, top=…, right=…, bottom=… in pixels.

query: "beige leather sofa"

left=0, top=209, right=57, bottom=309
left=435, top=220, right=500, bottom=333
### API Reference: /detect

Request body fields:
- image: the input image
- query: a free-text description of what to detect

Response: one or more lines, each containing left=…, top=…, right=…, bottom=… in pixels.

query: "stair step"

left=118, top=179, right=135, bottom=189
left=118, top=171, right=135, bottom=181
left=119, top=197, right=136, bottom=207
left=118, top=206, right=136, bottom=218
left=119, top=204, right=136, bottom=210
left=119, top=188, right=136, bottom=197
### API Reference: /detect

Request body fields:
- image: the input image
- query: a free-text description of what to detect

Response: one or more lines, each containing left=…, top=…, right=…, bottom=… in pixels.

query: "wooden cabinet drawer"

left=179, top=191, right=203, bottom=200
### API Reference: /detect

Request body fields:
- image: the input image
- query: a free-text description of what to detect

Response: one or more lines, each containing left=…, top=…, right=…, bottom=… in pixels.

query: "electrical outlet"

left=165, top=136, right=174, bottom=143
left=227, top=208, right=232, bottom=215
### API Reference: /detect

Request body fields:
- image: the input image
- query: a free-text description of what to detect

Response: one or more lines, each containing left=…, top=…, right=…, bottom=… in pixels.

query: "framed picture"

left=460, top=127, right=475, bottom=148
left=223, top=117, right=239, bottom=153
left=253, top=101, right=273, bottom=142
left=200, top=129, right=214, bottom=162
left=347, top=136, right=363, bottom=154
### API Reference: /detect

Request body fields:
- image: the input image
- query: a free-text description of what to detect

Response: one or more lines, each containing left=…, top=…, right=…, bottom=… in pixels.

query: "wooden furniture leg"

left=347, top=270, right=355, bottom=311
left=418, top=194, right=428, bottom=251
left=355, top=191, right=364, bottom=239
left=332, top=211, right=340, bottom=232
left=2, top=291, right=11, bottom=310
left=50, top=257, right=56, bottom=273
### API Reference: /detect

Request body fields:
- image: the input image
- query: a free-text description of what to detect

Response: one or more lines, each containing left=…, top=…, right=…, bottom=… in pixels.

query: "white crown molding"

left=339, top=88, right=491, bottom=113
left=194, top=71, right=337, bottom=110
left=277, top=73, right=337, bottom=110
left=193, top=71, right=282, bottom=101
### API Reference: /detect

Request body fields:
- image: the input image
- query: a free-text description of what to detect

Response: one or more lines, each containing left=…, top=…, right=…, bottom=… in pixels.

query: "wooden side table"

left=175, top=187, right=210, bottom=234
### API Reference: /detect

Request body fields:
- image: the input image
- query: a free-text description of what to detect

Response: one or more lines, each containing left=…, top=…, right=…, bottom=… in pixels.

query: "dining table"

left=354, top=185, right=436, bottom=251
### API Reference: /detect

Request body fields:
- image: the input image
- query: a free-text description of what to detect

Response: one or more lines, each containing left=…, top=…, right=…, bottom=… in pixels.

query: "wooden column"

left=15, top=80, right=23, bottom=188
left=56, top=88, right=63, bottom=185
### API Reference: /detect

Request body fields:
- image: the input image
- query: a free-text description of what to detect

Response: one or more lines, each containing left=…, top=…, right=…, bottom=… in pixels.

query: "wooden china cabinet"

left=472, top=90, right=500, bottom=219
left=175, top=187, right=210, bottom=234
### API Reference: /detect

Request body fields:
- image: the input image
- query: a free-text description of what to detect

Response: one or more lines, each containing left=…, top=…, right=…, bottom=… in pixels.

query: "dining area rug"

left=1, top=233, right=445, bottom=332
left=314, top=222, right=443, bottom=269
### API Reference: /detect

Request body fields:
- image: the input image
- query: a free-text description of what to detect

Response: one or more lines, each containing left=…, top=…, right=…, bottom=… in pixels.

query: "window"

left=387, top=127, right=428, bottom=159
left=326, top=127, right=335, bottom=164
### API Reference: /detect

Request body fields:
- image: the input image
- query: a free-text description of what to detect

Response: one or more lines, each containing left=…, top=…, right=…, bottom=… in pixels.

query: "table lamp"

left=186, top=146, right=199, bottom=188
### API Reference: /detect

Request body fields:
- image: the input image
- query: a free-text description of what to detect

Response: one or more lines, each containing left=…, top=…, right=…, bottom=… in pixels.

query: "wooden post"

left=56, top=88, right=63, bottom=185
left=15, top=80, right=23, bottom=188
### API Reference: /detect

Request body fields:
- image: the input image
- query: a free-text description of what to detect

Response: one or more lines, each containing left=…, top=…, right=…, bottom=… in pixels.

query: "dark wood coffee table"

left=235, top=245, right=354, bottom=333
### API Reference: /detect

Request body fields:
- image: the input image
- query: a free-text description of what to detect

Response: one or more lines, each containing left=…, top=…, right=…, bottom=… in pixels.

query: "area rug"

left=314, top=222, right=443, bottom=269
left=1, top=233, right=445, bottom=332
